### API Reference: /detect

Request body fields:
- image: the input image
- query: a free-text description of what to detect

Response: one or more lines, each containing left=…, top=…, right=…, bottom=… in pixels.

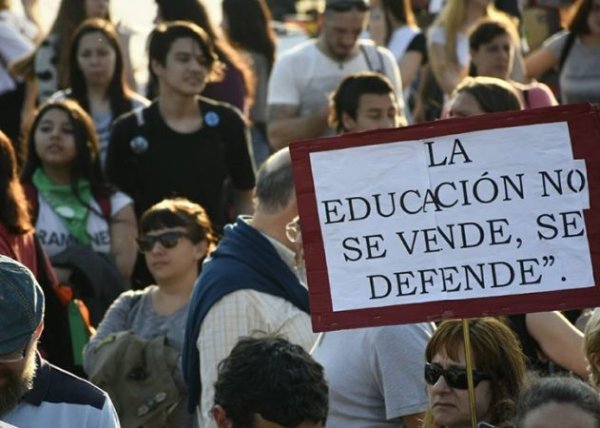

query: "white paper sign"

left=310, top=122, right=593, bottom=312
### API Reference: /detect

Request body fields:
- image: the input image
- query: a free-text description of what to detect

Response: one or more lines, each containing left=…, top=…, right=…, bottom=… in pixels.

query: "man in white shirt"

left=267, top=0, right=404, bottom=149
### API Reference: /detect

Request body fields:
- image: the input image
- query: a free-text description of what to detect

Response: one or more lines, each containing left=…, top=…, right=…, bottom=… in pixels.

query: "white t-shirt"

left=35, top=191, right=132, bottom=257
left=267, top=39, right=403, bottom=136
left=388, top=26, right=422, bottom=61
left=428, top=25, right=470, bottom=67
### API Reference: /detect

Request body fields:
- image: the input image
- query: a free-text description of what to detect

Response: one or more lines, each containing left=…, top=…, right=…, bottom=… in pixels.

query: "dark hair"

left=21, top=99, right=111, bottom=199
left=213, top=336, right=329, bottom=428
left=254, top=149, right=295, bottom=213
left=514, top=376, right=600, bottom=427
left=325, top=0, right=370, bottom=13
left=147, top=20, right=221, bottom=84
left=329, top=71, right=396, bottom=133
left=69, top=18, right=133, bottom=119
left=380, top=0, right=417, bottom=45
left=154, top=0, right=254, bottom=101
left=468, top=18, right=518, bottom=76
left=568, top=0, right=596, bottom=35
left=222, top=0, right=276, bottom=72
left=452, top=76, right=523, bottom=114
left=140, top=198, right=217, bottom=269
left=423, top=317, right=527, bottom=428
left=140, top=197, right=218, bottom=251
left=0, top=132, right=33, bottom=234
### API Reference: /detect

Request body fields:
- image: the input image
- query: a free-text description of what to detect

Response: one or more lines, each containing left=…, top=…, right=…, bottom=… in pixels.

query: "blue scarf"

left=182, top=217, right=310, bottom=412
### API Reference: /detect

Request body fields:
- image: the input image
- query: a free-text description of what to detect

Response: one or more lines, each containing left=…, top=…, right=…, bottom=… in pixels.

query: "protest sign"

left=290, top=104, right=600, bottom=332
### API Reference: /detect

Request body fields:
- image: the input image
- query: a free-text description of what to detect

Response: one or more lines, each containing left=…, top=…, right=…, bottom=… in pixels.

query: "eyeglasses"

left=326, top=0, right=370, bottom=12
left=424, top=362, right=491, bottom=390
left=0, top=343, right=28, bottom=364
left=285, top=218, right=301, bottom=243
left=136, top=231, right=192, bottom=253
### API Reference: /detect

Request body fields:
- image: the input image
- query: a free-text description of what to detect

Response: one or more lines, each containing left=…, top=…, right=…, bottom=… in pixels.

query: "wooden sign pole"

left=462, top=318, right=477, bottom=428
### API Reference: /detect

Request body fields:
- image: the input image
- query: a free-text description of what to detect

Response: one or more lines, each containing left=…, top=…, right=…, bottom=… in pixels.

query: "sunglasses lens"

left=136, top=236, right=155, bottom=252
left=159, top=233, right=181, bottom=249
left=137, top=232, right=185, bottom=252
left=424, top=363, right=442, bottom=385
left=446, top=368, right=468, bottom=389
left=425, top=363, right=476, bottom=390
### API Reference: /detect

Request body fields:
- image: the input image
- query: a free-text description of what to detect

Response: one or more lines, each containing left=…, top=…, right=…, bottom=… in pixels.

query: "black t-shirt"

left=407, top=32, right=428, bottom=65
left=106, top=97, right=256, bottom=227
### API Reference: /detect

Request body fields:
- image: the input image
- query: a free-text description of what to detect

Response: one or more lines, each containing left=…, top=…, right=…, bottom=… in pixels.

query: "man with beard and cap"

left=0, top=255, right=119, bottom=427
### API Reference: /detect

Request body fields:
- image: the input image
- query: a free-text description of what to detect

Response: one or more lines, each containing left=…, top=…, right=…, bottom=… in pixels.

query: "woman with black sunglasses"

left=83, top=198, right=217, bottom=427
left=422, top=317, right=527, bottom=428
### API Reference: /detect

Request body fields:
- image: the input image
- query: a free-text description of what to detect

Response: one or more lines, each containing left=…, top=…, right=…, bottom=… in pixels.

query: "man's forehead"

left=358, top=93, right=397, bottom=110
left=168, top=37, right=203, bottom=53
left=325, top=8, right=367, bottom=27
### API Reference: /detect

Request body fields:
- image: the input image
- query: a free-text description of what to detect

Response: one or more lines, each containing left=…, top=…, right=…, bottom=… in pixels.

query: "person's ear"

left=193, top=239, right=209, bottom=261
left=212, top=405, right=233, bottom=428
left=341, top=111, right=356, bottom=133
left=34, top=321, right=44, bottom=340
left=150, top=59, right=164, bottom=77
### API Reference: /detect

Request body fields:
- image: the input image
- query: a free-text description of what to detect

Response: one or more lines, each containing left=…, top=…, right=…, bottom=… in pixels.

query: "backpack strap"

left=558, top=31, right=576, bottom=73
left=133, top=105, right=145, bottom=127
left=360, top=42, right=385, bottom=74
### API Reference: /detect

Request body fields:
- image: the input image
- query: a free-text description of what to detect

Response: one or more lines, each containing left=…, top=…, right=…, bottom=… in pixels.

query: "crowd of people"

left=1, top=0, right=600, bottom=427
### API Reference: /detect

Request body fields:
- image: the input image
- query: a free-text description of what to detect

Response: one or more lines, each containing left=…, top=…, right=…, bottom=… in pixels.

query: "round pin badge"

left=56, top=206, right=75, bottom=219
left=130, top=136, right=149, bottom=154
left=204, top=111, right=220, bottom=127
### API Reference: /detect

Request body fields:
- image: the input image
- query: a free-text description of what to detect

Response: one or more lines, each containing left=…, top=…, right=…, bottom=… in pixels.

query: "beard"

left=0, top=348, right=37, bottom=417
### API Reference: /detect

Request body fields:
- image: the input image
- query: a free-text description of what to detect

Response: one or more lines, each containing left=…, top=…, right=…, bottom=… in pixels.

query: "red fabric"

left=0, top=223, right=39, bottom=276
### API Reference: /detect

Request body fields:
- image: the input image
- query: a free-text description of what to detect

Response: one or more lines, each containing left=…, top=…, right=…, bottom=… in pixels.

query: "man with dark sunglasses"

left=0, top=255, right=119, bottom=427
left=267, top=0, right=404, bottom=150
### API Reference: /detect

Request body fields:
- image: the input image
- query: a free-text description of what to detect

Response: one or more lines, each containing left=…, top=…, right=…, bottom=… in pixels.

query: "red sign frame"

left=290, top=103, right=600, bottom=332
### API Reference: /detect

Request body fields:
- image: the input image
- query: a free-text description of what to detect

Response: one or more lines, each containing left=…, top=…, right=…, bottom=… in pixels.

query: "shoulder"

left=543, top=30, right=570, bottom=51
left=199, top=96, right=246, bottom=124
left=112, top=102, right=154, bottom=131
left=32, top=358, right=111, bottom=410
left=371, top=322, right=435, bottom=344
left=108, top=191, right=133, bottom=215
left=127, top=92, right=151, bottom=108
left=109, top=288, right=148, bottom=308
left=276, top=39, right=318, bottom=63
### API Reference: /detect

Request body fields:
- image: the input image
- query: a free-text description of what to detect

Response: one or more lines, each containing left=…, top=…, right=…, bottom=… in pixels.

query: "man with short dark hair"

left=212, top=336, right=328, bottom=428
left=267, top=0, right=404, bottom=149
left=183, top=148, right=317, bottom=428
left=328, top=71, right=404, bottom=134
left=309, top=76, right=433, bottom=427
left=0, top=255, right=119, bottom=427
left=106, top=21, right=255, bottom=229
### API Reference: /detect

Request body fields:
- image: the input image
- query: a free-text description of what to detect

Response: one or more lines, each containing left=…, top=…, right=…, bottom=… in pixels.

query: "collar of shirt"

left=20, top=352, right=51, bottom=406
left=239, top=216, right=296, bottom=271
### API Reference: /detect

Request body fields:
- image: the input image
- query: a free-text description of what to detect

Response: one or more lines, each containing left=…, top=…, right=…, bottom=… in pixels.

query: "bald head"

left=254, top=149, right=295, bottom=214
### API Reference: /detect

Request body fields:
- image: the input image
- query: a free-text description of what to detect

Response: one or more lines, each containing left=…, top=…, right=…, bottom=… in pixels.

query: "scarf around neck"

left=33, top=168, right=93, bottom=245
